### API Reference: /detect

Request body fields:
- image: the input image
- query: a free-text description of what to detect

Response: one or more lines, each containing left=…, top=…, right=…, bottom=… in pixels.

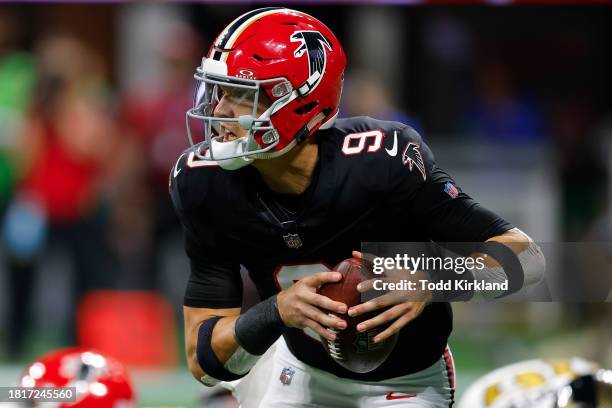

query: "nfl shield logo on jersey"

left=283, top=233, right=303, bottom=249
left=279, top=366, right=296, bottom=386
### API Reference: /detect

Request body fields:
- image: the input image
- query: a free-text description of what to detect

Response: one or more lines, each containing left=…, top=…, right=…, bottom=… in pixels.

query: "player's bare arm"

left=485, top=227, right=529, bottom=253
left=183, top=292, right=289, bottom=387
left=184, top=271, right=347, bottom=384
left=184, top=306, right=240, bottom=381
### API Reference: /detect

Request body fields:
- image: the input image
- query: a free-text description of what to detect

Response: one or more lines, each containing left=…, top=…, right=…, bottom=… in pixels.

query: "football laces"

left=326, top=313, right=343, bottom=360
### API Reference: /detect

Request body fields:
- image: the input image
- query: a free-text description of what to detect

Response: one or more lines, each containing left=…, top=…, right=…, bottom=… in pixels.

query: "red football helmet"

left=186, top=7, right=346, bottom=170
left=19, top=348, right=136, bottom=407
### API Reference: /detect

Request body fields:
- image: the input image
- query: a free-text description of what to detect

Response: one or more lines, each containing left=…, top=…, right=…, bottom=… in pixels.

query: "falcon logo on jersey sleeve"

left=402, top=142, right=426, bottom=181
left=291, top=31, right=332, bottom=96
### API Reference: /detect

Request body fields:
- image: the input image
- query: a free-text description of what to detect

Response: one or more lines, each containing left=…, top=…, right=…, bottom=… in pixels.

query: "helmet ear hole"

left=295, top=101, right=318, bottom=115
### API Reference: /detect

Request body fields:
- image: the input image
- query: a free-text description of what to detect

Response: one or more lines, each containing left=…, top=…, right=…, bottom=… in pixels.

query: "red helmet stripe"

left=212, top=7, right=287, bottom=61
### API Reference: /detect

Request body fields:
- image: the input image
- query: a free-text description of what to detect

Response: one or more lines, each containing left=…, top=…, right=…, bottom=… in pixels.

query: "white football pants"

left=223, top=337, right=455, bottom=408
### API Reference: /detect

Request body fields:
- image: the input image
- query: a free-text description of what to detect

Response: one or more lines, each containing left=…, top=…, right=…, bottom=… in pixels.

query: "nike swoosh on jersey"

left=385, top=392, right=417, bottom=400
left=173, top=162, right=182, bottom=177
left=173, top=152, right=187, bottom=178
left=385, top=130, right=398, bottom=157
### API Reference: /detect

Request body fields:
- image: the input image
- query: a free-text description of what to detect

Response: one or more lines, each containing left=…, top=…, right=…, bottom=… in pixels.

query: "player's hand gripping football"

left=348, top=251, right=432, bottom=344
left=277, top=272, right=348, bottom=341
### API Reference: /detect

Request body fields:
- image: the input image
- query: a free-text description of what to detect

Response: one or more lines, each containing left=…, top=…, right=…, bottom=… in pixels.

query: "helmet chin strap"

left=211, top=108, right=335, bottom=168
left=319, top=109, right=338, bottom=130
left=254, top=107, right=341, bottom=161
left=253, top=112, right=326, bottom=160
left=208, top=112, right=271, bottom=170
left=210, top=137, right=255, bottom=170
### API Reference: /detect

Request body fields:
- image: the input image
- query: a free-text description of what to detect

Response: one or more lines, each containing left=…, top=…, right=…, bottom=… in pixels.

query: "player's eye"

left=220, top=86, right=256, bottom=101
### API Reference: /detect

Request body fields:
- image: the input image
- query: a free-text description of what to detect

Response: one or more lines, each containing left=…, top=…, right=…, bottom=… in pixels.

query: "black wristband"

left=234, top=295, right=286, bottom=355
left=475, top=241, right=524, bottom=298
left=196, top=316, right=244, bottom=382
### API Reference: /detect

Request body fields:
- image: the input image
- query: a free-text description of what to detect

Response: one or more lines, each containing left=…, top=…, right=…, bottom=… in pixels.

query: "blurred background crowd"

left=0, top=3, right=610, bottom=406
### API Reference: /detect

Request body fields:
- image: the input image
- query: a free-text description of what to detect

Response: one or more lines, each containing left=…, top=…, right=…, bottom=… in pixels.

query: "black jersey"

left=170, top=116, right=512, bottom=381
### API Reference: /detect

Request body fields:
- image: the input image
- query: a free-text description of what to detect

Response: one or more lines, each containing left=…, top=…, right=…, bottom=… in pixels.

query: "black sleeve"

left=169, top=157, right=243, bottom=309
left=412, top=166, right=513, bottom=241
left=182, top=231, right=243, bottom=309
left=389, top=126, right=513, bottom=242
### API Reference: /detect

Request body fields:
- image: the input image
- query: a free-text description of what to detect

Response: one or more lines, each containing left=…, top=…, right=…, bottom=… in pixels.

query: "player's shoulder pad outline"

left=169, top=147, right=221, bottom=213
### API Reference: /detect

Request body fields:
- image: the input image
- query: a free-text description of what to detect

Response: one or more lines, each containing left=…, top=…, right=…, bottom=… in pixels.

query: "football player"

left=170, top=7, right=545, bottom=407
left=457, top=357, right=612, bottom=408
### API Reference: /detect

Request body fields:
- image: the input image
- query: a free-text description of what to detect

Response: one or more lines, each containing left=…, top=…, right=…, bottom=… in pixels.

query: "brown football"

left=317, top=258, right=398, bottom=373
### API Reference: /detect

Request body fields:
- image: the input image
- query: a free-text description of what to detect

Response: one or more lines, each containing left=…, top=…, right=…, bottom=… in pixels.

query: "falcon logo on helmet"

left=291, top=31, right=333, bottom=96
